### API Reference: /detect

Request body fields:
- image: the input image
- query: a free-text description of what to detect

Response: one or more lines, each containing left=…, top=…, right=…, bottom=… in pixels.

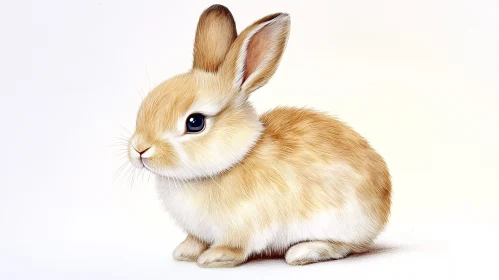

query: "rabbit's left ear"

left=193, top=5, right=237, bottom=72
left=220, top=13, right=290, bottom=95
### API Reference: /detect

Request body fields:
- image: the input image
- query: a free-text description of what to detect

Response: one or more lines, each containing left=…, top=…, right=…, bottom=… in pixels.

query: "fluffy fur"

left=128, top=5, right=391, bottom=267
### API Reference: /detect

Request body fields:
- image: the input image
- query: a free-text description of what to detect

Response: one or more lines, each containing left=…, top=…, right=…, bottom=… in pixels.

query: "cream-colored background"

left=1, top=0, right=498, bottom=279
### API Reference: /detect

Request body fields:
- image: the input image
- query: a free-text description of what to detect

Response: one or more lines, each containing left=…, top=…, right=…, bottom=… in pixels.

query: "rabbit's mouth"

left=141, top=158, right=152, bottom=172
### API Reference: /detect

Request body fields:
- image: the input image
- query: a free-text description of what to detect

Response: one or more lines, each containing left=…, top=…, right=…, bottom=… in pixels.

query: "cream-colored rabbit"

left=128, top=4, right=391, bottom=267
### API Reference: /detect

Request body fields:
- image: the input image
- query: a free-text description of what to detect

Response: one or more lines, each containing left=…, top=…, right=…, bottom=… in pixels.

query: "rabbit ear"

left=219, top=13, right=290, bottom=95
left=192, top=5, right=237, bottom=72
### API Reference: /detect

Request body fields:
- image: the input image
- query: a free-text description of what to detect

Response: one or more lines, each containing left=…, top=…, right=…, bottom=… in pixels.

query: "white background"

left=1, top=0, right=498, bottom=279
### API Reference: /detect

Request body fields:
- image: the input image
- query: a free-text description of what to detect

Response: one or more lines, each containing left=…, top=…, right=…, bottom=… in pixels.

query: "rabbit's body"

left=128, top=5, right=391, bottom=267
left=156, top=107, right=390, bottom=256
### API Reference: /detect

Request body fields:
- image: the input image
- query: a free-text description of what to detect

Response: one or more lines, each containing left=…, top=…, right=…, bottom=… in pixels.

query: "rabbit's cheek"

left=140, top=141, right=179, bottom=169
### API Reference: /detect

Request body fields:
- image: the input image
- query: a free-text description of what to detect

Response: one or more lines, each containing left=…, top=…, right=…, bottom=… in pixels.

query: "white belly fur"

left=155, top=174, right=377, bottom=254
left=248, top=199, right=376, bottom=253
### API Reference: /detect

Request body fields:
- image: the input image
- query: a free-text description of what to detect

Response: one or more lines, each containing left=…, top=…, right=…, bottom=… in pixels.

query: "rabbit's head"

left=129, top=5, right=290, bottom=180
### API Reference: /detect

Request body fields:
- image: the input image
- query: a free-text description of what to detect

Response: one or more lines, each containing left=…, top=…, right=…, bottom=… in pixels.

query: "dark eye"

left=186, top=113, right=206, bottom=133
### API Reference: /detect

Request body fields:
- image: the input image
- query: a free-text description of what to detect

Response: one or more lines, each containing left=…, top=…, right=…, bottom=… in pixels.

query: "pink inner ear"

left=244, top=26, right=273, bottom=82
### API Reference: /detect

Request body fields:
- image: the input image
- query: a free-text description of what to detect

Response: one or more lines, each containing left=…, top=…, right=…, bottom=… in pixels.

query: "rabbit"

left=128, top=4, right=391, bottom=268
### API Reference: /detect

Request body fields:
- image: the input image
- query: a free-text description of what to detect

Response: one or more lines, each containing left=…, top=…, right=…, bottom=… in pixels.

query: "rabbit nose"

left=134, top=146, right=151, bottom=157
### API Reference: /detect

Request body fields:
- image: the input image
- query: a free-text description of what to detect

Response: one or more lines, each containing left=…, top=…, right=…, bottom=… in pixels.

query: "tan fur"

left=128, top=5, right=391, bottom=268
left=219, top=13, right=290, bottom=95
left=285, top=240, right=366, bottom=265
left=193, top=5, right=237, bottom=72
left=173, top=234, right=208, bottom=262
left=197, top=246, right=246, bottom=268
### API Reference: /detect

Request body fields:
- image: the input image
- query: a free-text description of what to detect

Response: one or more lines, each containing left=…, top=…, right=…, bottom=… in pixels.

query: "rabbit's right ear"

left=218, top=13, right=290, bottom=97
left=192, top=5, right=237, bottom=72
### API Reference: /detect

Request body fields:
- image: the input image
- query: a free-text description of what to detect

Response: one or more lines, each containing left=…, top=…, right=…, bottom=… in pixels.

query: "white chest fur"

left=155, top=177, right=223, bottom=243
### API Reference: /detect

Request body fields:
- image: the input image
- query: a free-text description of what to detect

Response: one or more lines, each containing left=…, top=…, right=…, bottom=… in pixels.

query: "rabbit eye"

left=186, top=113, right=205, bottom=133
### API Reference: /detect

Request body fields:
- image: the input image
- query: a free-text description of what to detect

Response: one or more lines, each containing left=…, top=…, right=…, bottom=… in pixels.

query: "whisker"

left=137, top=89, right=145, bottom=102
left=140, top=168, right=146, bottom=182
left=119, top=125, right=133, bottom=136
left=113, top=161, right=130, bottom=178
left=145, top=65, right=152, bottom=92
left=129, top=168, right=138, bottom=190
left=122, top=165, right=134, bottom=188
left=114, top=136, right=130, bottom=143
left=113, top=151, right=129, bottom=157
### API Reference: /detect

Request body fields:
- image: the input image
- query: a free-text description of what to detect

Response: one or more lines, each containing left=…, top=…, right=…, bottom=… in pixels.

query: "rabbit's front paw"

left=173, top=235, right=208, bottom=262
left=197, top=246, right=246, bottom=268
